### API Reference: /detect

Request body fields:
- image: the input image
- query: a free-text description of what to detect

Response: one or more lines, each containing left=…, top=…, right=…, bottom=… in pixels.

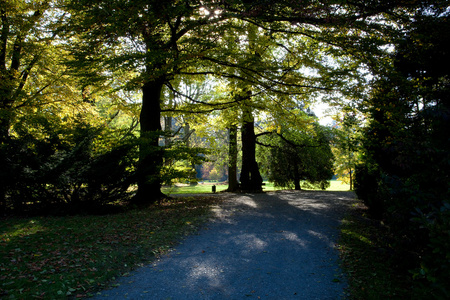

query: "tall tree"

left=0, top=0, right=77, bottom=211
left=0, top=0, right=60, bottom=143
left=227, top=124, right=239, bottom=191
left=240, top=101, right=263, bottom=191
left=65, top=0, right=230, bottom=204
left=64, top=0, right=419, bottom=204
left=237, top=24, right=263, bottom=191
left=354, top=3, right=450, bottom=296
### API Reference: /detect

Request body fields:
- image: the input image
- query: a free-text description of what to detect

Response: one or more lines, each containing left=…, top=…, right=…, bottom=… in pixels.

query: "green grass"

left=300, top=180, right=351, bottom=191
left=163, top=180, right=350, bottom=195
left=162, top=183, right=229, bottom=194
left=0, top=197, right=220, bottom=299
left=338, top=202, right=414, bottom=299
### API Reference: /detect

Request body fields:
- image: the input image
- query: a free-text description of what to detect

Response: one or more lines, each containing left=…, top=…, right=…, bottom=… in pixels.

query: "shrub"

left=412, top=201, right=450, bottom=299
left=354, top=164, right=383, bottom=218
left=1, top=122, right=137, bottom=215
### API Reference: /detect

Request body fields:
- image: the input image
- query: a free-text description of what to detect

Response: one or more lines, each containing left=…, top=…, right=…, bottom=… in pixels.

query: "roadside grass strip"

left=338, top=202, right=415, bottom=299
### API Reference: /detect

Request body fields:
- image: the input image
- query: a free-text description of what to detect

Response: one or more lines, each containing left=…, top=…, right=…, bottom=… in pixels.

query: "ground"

left=94, top=190, right=355, bottom=299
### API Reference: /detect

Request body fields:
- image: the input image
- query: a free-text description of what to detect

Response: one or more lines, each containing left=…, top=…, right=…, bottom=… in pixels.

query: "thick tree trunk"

left=240, top=108, right=262, bottom=192
left=133, top=78, right=166, bottom=205
left=0, top=89, right=13, bottom=215
left=0, top=153, right=6, bottom=214
left=227, top=125, right=239, bottom=192
left=293, top=165, right=301, bottom=190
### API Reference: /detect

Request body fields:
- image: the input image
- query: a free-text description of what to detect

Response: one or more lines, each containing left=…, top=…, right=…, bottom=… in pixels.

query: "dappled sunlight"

left=270, top=190, right=355, bottom=213
left=289, top=200, right=330, bottom=211
left=90, top=191, right=353, bottom=298
left=342, top=230, right=373, bottom=245
left=187, top=260, right=225, bottom=288
left=1, top=219, right=47, bottom=243
left=232, top=195, right=259, bottom=208
left=281, top=231, right=308, bottom=247
left=307, top=230, right=336, bottom=248
left=234, top=234, right=268, bottom=252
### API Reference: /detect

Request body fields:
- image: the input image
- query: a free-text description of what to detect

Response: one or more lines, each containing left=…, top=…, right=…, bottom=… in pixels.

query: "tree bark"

left=349, top=167, right=353, bottom=191
left=227, top=125, right=239, bottom=192
left=163, top=116, right=172, bottom=147
left=293, top=164, right=301, bottom=190
left=183, top=123, right=198, bottom=186
left=0, top=73, right=12, bottom=212
left=133, top=78, right=166, bottom=204
left=240, top=107, right=263, bottom=192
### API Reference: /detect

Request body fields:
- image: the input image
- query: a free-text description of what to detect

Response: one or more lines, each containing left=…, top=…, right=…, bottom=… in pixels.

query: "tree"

left=64, top=0, right=424, bottom=206
left=227, top=124, right=239, bottom=191
left=332, top=110, right=362, bottom=190
left=65, top=0, right=233, bottom=204
left=355, top=4, right=450, bottom=296
left=258, top=115, right=334, bottom=190
left=240, top=102, right=263, bottom=191
left=0, top=0, right=80, bottom=212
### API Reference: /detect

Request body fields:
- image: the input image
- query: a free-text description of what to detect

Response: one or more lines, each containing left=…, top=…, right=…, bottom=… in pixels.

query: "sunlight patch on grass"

left=4, top=220, right=47, bottom=240
left=163, top=180, right=351, bottom=195
left=341, top=228, right=373, bottom=246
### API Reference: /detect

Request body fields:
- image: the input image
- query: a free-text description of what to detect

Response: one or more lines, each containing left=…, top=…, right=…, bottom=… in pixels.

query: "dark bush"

left=355, top=10, right=450, bottom=296
left=354, top=164, right=383, bottom=218
left=0, top=122, right=138, bottom=215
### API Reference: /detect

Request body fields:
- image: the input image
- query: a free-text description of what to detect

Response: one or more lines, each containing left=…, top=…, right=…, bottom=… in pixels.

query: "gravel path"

left=94, top=190, right=355, bottom=299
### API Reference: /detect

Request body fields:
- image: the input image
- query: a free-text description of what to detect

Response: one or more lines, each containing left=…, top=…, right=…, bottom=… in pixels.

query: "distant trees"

left=332, top=111, right=361, bottom=191
left=258, top=115, right=334, bottom=190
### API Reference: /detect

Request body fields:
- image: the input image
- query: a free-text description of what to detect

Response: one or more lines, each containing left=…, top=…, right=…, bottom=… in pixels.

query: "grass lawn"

left=162, top=180, right=350, bottom=195
left=0, top=197, right=220, bottom=299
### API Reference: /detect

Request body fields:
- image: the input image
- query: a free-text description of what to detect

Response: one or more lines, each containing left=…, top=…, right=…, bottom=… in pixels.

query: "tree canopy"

left=1, top=2, right=449, bottom=295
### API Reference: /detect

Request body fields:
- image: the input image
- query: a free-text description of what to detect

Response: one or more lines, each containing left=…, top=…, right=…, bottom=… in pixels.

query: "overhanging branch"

left=256, top=131, right=324, bottom=149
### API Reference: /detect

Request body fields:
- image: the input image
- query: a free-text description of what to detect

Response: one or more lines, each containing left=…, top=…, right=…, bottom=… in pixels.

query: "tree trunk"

left=133, top=78, right=166, bottom=205
left=293, top=165, right=301, bottom=190
left=163, top=116, right=172, bottom=147
left=0, top=83, right=13, bottom=215
left=227, top=125, right=239, bottom=192
left=0, top=153, right=6, bottom=214
left=349, top=167, right=353, bottom=191
left=240, top=107, right=263, bottom=192
left=183, top=123, right=198, bottom=186
left=0, top=100, right=11, bottom=213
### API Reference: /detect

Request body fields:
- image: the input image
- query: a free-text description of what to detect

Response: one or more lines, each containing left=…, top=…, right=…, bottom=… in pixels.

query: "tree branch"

left=256, top=131, right=324, bottom=149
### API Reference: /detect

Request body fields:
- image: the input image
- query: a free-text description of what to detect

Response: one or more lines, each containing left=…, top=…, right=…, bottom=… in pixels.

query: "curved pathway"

left=94, top=190, right=355, bottom=299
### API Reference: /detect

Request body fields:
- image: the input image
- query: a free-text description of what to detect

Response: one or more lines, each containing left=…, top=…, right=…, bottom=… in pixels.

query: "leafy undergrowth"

left=0, top=197, right=220, bottom=299
left=338, top=202, right=417, bottom=299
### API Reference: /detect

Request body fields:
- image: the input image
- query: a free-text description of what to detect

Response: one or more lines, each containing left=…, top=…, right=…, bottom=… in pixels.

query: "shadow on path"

left=94, top=190, right=356, bottom=300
